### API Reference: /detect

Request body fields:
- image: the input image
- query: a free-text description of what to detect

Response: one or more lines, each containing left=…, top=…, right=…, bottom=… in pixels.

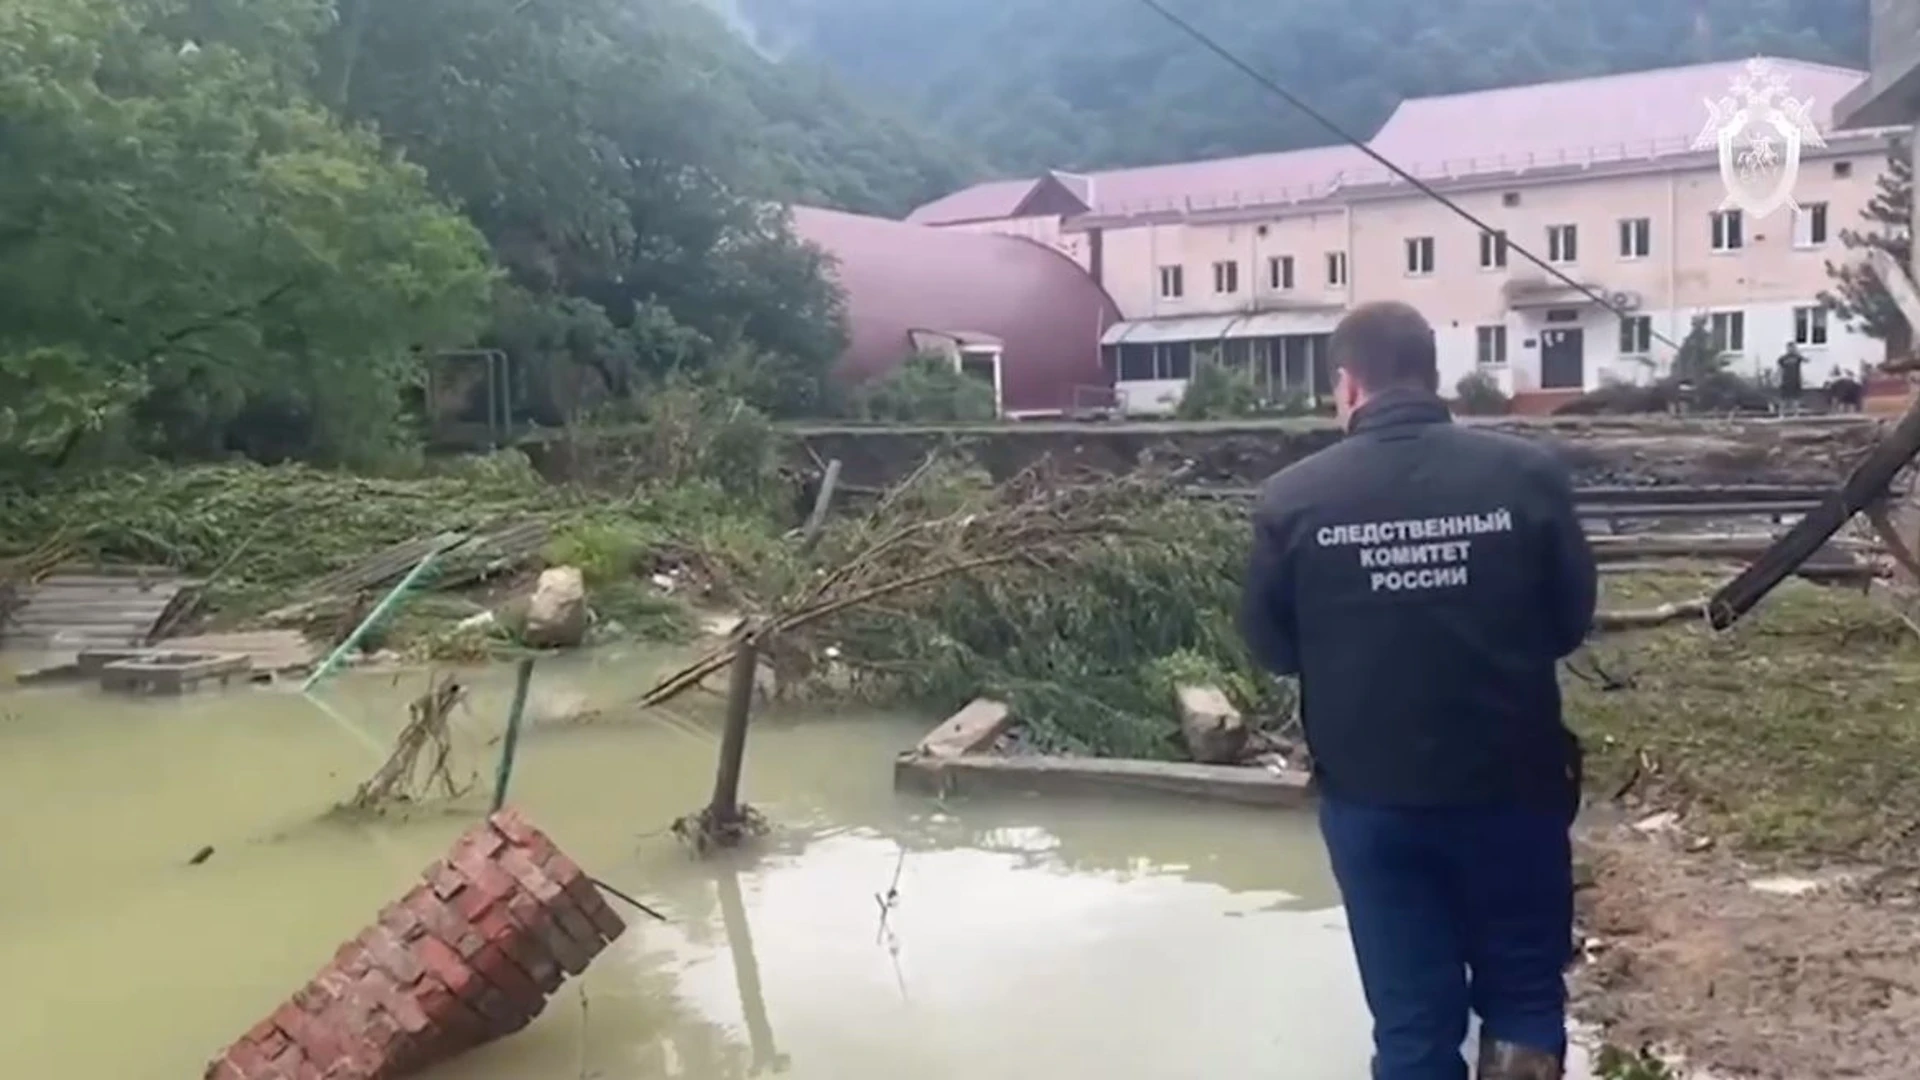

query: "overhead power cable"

left=1130, top=0, right=1682, bottom=351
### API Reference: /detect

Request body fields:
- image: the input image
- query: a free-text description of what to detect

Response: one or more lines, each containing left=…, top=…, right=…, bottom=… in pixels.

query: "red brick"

left=210, top=814, right=612, bottom=1080
left=407, top=890, right=486, bottom=959
left=412, top=973, right=488, bottom=1045
left=566, top=876, right=629, bottom=942
left=377, top=898, right=428, bottom=944
left=358, top=925, right=424, bottom=987
left=548, top=893, right=605, bottom=953
left=413, top=935, right=478, bottom=1000
left=463, top=981, right=527, bottom=1031
left=425, top=860, right=467, bottom=902
left=471, top=942, right=545, bottom=1009
left=507, top=889, right=592, bottom=975
left=472, top=904, right=559, bottom=992
left=495, top=848, right=566, bottom=906
left=486, top=807, right=541, bottom=848
left=539, top=848, right=586, bottom=889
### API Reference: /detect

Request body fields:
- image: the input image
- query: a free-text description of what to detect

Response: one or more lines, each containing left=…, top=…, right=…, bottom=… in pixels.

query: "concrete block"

left=1175, top=685, right=1248, bottom=764
left=914, top=698, right=1014, bottom=758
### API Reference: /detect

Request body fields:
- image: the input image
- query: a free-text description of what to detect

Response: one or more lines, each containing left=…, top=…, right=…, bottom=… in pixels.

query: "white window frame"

left=1618, top=315, right=1653, bottom=356
left=1475, top=325, right=1508, bottom=366
left=1710, top=209, right=1744, bottom=252
left=1793, top=203, right=1829, bottom=248
left=1212, top=260, right=1239, bottom=295
left=1793, top=305, right=1830, bottom=347
left=1478, top=230, right=1507, bottom=270
left=1405, top=236, right=1435, bottom=277
left=1547, top=224, right=1578, bottom=265
left=1268, top=254, right=1295, bottom=291
left=1618, top=217, right=1651, bottom=260
left=1157, top=265, right=1184, bottom=299
left=1326, top=250, right=1348, bottom=288
left=1709, top=310, right=1746, bottom=355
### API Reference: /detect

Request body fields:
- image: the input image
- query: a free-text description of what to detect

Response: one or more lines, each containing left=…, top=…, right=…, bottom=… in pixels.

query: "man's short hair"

left=1330, top=301, right=1439, bottom=393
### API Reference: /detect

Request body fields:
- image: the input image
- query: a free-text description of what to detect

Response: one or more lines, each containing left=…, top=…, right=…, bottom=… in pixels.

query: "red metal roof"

left=908, top=57, right=1870, bottom=225
left=907, top=145, right=1367, bottom=224
left=788, top=206, right=1121, bottom=413
left=1366, top=58, right=1868, bottom=179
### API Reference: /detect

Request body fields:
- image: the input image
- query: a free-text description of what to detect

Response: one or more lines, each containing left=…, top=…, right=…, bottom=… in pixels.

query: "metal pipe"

left=301, top=548, right=444, bottom=693
left=491, top=657, right=535, bottom=813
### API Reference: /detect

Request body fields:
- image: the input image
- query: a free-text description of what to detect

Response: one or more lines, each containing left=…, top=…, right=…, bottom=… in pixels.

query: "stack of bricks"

left=206, top=808, right=628, bottom=1079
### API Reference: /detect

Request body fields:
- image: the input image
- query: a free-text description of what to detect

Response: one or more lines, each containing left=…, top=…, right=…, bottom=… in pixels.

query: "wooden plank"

left=893, top=752, right=1315, bottom=808
left=0, top=571, right=194, bottom=653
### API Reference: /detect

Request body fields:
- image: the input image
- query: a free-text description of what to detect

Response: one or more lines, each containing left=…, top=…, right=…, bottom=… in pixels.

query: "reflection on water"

left=0, top=649, right=1375, bottom=1079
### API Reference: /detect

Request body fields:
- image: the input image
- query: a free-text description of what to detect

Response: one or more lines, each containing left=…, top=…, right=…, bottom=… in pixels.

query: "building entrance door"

left=1540, top=328, right=1586, bottom=390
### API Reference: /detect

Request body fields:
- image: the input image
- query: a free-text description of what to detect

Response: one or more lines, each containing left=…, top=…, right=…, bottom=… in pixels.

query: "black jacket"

left=1239, top=390, right=1598, bottom=809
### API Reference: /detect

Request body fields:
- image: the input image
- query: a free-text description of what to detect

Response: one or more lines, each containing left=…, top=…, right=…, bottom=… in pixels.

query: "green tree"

left=738, top=0, right=1866, bottom=176
left=1822, top=137, right=1912, bottom=358
left=0, top=0, right=493, bottom=469
left=850, top=353, right=998, bottom=422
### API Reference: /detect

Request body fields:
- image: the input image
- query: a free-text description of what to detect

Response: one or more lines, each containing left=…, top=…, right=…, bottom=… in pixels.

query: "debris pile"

left=205, top=809, right=625, bottom=1080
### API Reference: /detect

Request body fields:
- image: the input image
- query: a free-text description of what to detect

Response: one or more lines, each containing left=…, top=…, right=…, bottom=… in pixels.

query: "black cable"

left=1130, top=0, right=1682, bottom=351
left=591, top=875, right=670, bottom=922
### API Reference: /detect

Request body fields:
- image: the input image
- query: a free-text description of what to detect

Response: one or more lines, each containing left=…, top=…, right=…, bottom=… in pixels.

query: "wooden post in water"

left=492, top=656, right=536, bottom=813
left=708, top=621, right=762, bottom=825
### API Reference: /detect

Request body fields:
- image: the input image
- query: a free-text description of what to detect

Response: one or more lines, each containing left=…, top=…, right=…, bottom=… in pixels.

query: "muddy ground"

left=1567, top=572, right=1920, bottom=1079
left=1575, top=823, right=1920, bottom=1080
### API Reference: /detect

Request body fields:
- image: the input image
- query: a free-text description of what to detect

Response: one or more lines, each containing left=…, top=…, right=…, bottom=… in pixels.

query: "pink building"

left=908, top=58, right=1904, bottom=415
left=788, top=205, right=1120, bottom=416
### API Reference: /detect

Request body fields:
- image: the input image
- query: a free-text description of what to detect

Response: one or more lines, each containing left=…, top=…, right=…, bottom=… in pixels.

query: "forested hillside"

left=0, top=0, right=977, bottom=476
left=734, top=0, right=1870, bottom=176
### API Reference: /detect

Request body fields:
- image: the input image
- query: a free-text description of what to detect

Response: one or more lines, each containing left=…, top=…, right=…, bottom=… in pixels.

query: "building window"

left=1618, top=218, right=1651, bottom=259
left=1618, top=315, right=1653, bottom=356
left=1158, top=265, right=1184, bottom=299
left=1794, top=305, right=1830, bottom=346
left=1709, top=310, right=1745, bottom=355
left=1501, top=191, right=1522, bottom=207
left=1475, top=325, right=1508, bottom=366
left=1212, top=260, right=1239, bottom=294
left=1794, top=203, right=1829, bottom=247
left=1268, top=254, right=1295, bottom=290
left=1547, top=224, right=1578, bottom=264
left=1478, top=230, right=1508, bottom=270
left=1117, top=342, right=1194, bottom=381
left=1710, top=209, right=1744, bottom=252
left=1405, top=236, right=1435, bottom=276
left=1326, top=250, right=1348, bottom=287
left=1834, top=161, right=1854, bottom=178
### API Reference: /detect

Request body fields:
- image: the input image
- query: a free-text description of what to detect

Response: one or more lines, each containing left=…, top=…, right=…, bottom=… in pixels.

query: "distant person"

left=1776, top=343, right=1805, bottom=414
left=1239, top=301, right=1596, bottom=1080
left=1826, top=367, right=1864, bottom=413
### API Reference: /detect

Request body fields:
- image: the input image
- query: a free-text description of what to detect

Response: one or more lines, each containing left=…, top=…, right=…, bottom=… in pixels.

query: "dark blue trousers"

left=1319, top=796, right=1573, bottom=1080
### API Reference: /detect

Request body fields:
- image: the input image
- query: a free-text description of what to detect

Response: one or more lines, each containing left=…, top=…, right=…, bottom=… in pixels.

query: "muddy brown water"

left=0, top=649, right=1594, bottom=1078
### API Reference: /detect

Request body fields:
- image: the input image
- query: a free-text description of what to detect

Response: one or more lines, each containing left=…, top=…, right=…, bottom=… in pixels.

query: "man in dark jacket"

left=1240, top=301, right=1597, bottom=1080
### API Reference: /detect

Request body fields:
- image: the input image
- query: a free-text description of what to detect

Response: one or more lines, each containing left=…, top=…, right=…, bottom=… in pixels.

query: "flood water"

left=0, top=648, right=1589, bottom=1079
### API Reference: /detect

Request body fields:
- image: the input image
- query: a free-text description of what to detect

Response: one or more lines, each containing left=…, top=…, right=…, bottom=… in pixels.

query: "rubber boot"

left=1475, top=1035, right=1563, bottom=1080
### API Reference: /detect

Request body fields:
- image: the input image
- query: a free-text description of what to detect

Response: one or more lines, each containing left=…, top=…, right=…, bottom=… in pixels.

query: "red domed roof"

left=789, top=206, right=1121, bottom=414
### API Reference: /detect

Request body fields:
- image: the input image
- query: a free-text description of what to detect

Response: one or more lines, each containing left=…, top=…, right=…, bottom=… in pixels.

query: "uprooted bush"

left=619, top=460, right=1296, bottom=759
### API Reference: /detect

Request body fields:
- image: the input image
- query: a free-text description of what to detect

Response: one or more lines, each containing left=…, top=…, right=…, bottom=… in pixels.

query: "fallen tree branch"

left=1593, top=597, right=1710, bottom=632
